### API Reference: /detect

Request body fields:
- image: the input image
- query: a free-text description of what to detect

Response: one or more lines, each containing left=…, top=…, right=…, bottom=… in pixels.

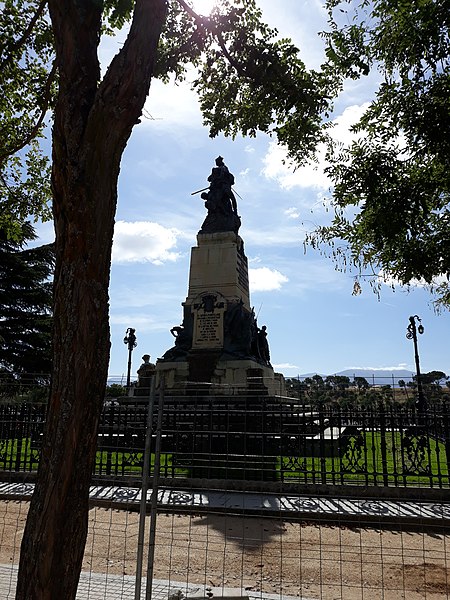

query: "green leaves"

left=155, top=1, right=207, bottom=82
left=12, top=0, right=448, bottom=312
left=307, top=0, right=450, bottom=310
left=103, top=0, right=134, bottom=30
left=153, top=0, right=332, bottom=165
left=1, top=0, right=335, bottom=236
left=0, top=0, right=54, bottom=234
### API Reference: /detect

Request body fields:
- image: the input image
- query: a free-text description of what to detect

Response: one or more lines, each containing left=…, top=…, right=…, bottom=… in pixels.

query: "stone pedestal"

left=156, top=358, right=285, bottom=397
left=187, top=232, right=250, bottom=309
left=156, top=231, right=285, bottom=396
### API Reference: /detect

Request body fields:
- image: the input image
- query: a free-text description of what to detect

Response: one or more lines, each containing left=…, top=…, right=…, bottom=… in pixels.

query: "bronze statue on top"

left=197, top=156, right=241, bottom=235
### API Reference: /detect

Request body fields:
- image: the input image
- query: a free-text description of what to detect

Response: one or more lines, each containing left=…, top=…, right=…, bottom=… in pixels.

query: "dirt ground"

left=1, top=500, right=449, bottom=599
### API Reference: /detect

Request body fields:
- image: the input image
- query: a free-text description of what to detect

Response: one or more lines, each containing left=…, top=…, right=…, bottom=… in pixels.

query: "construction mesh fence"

left=0, top=379, right=449, bottom=599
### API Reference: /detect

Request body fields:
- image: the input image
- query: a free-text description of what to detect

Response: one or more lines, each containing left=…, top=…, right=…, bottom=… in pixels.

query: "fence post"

left=14, top=405, right=25, bottom=471
left=378, top=402, right=389, bottom=487
left=134, top=377, right=157, bottom=600
left=105, top=402, right=114, bottom=475
left=145, top=376, right=166, bottom=600
left=443, top=401, right=450, bottom=488
left=319, top=406, right=327, bottom=484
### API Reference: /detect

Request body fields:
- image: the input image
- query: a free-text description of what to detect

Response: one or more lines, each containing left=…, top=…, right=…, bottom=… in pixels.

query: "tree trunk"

left=16, top=1, right=167, bottom=598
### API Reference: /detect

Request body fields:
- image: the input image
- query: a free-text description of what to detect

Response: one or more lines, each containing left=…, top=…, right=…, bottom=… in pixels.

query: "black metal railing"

left=1, top=392, right=449, bottom=490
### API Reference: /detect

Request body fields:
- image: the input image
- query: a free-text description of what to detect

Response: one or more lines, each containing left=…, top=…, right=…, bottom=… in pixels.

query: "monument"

left=156, top=157, right=285, bottom=396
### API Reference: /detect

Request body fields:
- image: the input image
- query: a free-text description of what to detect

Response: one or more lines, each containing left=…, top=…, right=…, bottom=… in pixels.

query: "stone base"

left=155, top=357, right=286, bottom=397
left=155, top=359, right=190, bottom=391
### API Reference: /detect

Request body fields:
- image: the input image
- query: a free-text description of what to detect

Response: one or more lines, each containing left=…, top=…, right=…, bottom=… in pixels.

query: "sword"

left=191, top=186, right=210, bottom=196
left=232, top=188, right=244, bottom=201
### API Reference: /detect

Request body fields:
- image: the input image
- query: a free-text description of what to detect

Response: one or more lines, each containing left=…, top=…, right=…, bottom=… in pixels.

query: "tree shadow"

left=190, top=511, right=286, bottom=551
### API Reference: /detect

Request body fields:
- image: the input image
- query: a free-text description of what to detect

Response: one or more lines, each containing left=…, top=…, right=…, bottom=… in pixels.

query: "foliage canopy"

left=306, top=0, right=450, bottom=310
left=3, top=0, right=449, bottom=312
left=0, top=0, right=335, bottom=241
left=0, top=0, right=55, bottom=237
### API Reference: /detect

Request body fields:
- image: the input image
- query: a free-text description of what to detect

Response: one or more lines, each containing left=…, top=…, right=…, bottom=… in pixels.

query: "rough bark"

left=16, top=1, right=167, bottom=598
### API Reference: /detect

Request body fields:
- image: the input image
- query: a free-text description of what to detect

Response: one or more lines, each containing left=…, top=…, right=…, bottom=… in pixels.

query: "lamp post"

left=123, top=327, right=137, bottom=389
left=406, top=315, right=427, bottom=413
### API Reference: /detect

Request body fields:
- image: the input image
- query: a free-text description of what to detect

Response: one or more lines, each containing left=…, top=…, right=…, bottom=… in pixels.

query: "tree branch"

left=0, top=0, right=48, bottom=73
left=176, top=0, right=201, bottom=22
left=214, top=27, right=249, bottom=79
left=0, top=60, right=57, bottom=166
left=48, top=0, right=102, bottom=139
left=176, top=0, right=249, bottom=79
left=93, top=0, right=168, bottom=137
left=0, top=172, right=12, bottom=193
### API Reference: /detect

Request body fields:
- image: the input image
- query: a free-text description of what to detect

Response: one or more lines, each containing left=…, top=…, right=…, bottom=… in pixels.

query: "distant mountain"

left=295, top=369, right=415, bottom=386
left=335, top=369, right=415, bottom=385
left=296, top=373, right=327, bottom=379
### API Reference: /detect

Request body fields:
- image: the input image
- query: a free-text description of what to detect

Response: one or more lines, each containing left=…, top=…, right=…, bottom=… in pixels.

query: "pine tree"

left=0, top=222, right=54, bottom=386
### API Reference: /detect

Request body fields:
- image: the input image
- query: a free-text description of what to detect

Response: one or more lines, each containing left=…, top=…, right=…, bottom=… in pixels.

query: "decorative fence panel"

left=1, top=394, right=449, bottom=490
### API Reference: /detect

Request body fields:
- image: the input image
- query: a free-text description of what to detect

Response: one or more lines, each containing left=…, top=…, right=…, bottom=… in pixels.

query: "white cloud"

left=331, top=103, right=371, bottom=142
left=262, top=141, right=329, bottom=190
left=378, top=270, right=448, bottom=290
left=274, top=362, right=300, bottom=371
left=262, top=103, right=370, bottom=191
left=112, top=221, right=182, bottom=264
left=143, top=78, right=203, bottom=130
left=249, top=267, right=289, bottom=292
left=248, top=256, right=262, bottom=264
left=249, top=258, right=347, bottom=295
left=285, top=207, right=300, bottom=219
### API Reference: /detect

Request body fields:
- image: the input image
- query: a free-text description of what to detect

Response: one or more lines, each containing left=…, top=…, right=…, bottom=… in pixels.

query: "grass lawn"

left=280, top=431, right=449, bottom=487
left=1, top=431, right=449, bottom=488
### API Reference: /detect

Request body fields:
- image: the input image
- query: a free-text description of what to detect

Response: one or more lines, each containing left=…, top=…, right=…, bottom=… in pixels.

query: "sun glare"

left=191, top=0, right=216, bottom=16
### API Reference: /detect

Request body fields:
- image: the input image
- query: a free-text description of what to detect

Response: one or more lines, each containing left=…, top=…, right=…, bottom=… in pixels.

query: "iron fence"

left=1, top=391, right=449, bottom=491
left=1, top=382, right=450, bottom=600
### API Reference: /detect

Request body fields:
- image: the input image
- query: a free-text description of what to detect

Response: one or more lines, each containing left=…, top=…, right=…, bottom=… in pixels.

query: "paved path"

left=1, top=481, right=449, bottom=528
left=0, top=564, right=314, bottom=600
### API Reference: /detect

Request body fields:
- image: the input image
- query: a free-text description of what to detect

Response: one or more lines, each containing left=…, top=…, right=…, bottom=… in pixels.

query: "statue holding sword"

left=192, top=156, right=241, bottom=234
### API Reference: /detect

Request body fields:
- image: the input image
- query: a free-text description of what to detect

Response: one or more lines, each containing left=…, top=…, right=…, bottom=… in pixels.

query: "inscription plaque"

left=193, top=309, right=224, bottom=349
left=236, top=250, right=249, bottom=289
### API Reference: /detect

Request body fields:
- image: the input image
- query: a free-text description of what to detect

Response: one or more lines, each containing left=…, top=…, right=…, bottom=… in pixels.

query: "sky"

left=36, top=0, right=449, bottom=382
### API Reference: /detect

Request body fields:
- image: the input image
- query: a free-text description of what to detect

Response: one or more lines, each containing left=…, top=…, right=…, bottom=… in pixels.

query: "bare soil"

left=1, top=500, right=449, bottom=599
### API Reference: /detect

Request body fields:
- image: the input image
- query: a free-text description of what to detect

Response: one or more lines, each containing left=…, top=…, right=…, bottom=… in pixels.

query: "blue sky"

left=37, top=0, right=449, bottom=380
